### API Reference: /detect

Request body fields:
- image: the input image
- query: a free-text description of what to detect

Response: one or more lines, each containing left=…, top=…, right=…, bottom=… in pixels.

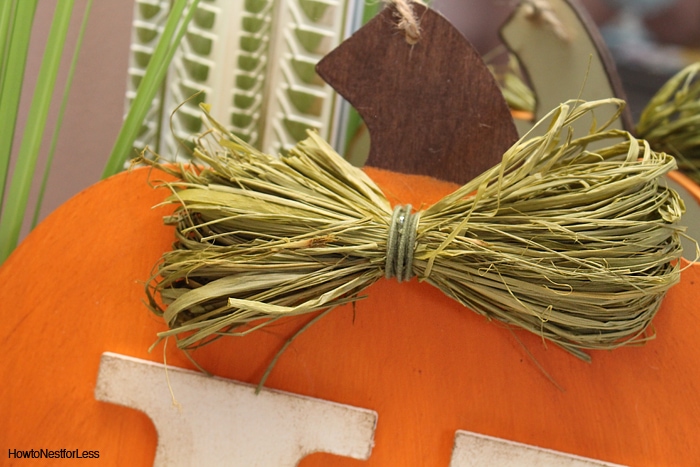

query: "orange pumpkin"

left=0, top=167, right=698, bottom=466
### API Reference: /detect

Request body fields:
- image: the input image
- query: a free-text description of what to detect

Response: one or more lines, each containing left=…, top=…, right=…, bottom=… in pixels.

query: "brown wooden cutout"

left=316, top=3, right=519, bottom=185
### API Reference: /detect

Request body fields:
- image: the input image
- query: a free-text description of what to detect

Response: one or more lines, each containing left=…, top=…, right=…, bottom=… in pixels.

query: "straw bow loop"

left=143, top=98, right=687, bottom=362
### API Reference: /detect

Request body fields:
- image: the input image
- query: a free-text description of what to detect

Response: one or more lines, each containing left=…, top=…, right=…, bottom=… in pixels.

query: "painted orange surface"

left=0, top=166, right=699, bottom=466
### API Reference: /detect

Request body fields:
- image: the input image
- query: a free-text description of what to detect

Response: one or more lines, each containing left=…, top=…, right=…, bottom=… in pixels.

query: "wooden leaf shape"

left=316, top=3, right=519, bottom=184
left=500, top=0, right=634, bottom=136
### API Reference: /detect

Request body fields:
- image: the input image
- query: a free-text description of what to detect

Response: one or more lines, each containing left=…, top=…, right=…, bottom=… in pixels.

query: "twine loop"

left=386, top=0, right=421, bottom=44
left=385, top=205, right=420, bottom=282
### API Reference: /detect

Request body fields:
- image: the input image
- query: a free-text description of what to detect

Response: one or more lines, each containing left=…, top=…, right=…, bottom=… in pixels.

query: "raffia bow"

left=143, top=99, right=690, bottom=363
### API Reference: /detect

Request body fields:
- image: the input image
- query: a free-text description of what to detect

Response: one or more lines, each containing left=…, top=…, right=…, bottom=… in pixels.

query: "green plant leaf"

left=0, top=0, right=38, bottom=208
left=0, top=0, right=74, bottom=263
left=102, top=0, right=201, bottom=178
left=32, top=0, right=94, bottom=229
left=0, top=0, right=17, bottom=86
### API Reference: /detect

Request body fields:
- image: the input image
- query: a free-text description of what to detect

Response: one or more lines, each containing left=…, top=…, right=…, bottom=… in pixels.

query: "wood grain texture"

left=316, top=3, right=519, bottom=184
left=0, top=167, right=699, bottom=466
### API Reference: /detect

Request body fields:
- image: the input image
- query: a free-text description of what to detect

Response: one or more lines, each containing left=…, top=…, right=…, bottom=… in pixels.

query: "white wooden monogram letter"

left=94, top=352, right=377, bottom=466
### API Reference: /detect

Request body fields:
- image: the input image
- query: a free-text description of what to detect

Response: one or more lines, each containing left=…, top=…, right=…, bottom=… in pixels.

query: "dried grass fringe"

left=140, top=98, right=693, bottom=363
left=493, top=58, right=700, bottom=182
left=637, top=62, right=700, bottom=183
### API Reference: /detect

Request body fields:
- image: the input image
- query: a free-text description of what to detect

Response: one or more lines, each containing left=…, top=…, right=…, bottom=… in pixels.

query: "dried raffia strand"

left=637, top=62, right=700, bottom=183
left=385, top=0, right=421, bottom=44
left=141, top=98, right=690, bottom=373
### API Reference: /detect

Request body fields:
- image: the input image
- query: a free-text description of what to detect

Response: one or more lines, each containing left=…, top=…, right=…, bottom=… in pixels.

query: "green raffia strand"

left=101, top=0, right=201, bottom=178
left=637, top=62, right=700, bottom=183
left=141, top=99, right=692, bottom=371
left=0, top=0, right=38, bottom=209
left=32, top=0, right=94, bottom=229
left=0, top=0, right=73, bottom=264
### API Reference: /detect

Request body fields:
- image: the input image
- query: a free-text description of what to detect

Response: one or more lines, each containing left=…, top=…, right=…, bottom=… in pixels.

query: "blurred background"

left=436, top=0, right=700, bottom=119
left=7, top=0, right=700, bottom=238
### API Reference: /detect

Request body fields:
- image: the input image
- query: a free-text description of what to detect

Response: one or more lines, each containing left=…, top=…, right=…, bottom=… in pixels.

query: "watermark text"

left=8, top=448, right=100, bottom=459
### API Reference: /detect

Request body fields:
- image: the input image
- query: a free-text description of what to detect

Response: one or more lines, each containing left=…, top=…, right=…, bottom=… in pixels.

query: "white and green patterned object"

left=124, top=0, right=380, bottom=160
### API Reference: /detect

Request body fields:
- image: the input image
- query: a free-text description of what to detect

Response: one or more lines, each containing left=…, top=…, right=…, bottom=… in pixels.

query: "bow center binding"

left=385, top=205, right=420, bottom=282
